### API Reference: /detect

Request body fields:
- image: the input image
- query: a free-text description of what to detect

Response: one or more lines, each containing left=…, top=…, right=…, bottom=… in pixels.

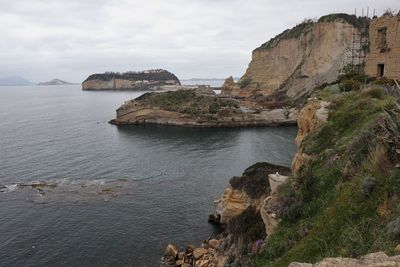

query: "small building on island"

left=365, top=13, right=400, bottom=79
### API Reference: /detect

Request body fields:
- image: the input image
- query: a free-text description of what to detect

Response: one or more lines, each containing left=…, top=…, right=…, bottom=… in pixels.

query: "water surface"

left=0, top=85, right=297, bottom=266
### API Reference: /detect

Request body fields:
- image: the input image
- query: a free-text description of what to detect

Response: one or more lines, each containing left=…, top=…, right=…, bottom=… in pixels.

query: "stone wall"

left=365, top=14, right=400, bottom=79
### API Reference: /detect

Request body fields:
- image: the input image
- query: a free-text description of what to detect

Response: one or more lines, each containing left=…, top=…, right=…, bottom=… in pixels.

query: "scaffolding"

left=349, top=8, right=371, bottom=74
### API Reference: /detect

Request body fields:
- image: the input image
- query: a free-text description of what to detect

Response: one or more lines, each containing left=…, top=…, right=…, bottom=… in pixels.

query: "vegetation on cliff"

left=254, top=83, right=400, bottom=266
left=230, top=162, right=291, bottom=199
left=83, top=69, right=180, bottom=84
left=256, top=13, right=368, bottom=51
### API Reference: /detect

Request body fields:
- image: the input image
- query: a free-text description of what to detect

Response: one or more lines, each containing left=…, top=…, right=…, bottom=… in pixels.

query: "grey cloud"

left=0, top=0, right=397, bottom=82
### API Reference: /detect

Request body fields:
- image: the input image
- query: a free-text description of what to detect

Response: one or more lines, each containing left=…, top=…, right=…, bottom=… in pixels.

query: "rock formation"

left=222, top=14, right=364, bottom=106
left=110, top=89, right=298, bottom=127
left=82, top=69, right=180, bottom=90
left=292, top=99, right=329, bottom=174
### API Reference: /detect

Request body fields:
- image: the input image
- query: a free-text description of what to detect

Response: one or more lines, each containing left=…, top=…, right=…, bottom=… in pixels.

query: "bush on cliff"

left=255, top=90, right=400, bottom=266
left=136, top=89, right=239, bottom=117
left=227, top=206, right=267, bottom=254
left=229, top=162, right=291, bottom=199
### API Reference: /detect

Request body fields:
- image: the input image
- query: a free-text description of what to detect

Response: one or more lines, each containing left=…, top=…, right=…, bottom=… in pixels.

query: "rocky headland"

left=82, top=69, right=180, bottom=91
left=109, top=88, right=298, bottom=127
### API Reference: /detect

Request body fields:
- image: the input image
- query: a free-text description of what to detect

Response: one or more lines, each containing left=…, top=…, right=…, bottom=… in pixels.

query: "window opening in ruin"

left=377, top=64, right=385, bottom=77
left=377, top=27, right=387, bottom=51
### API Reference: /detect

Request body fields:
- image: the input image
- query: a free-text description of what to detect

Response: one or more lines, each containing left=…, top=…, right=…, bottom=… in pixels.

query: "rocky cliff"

left=110, top=89, right=298, bottom=127
left=82, top=69, right=180, bottom=90
left=222, top=14, right=365, bottom=107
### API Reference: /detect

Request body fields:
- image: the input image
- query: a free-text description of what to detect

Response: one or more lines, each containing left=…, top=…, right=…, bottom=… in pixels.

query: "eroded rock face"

left=224, top=18, right=357, bottom=103
left=289, top=252, right=400, bottom=267
left=292, top=99, right=329, bottom=174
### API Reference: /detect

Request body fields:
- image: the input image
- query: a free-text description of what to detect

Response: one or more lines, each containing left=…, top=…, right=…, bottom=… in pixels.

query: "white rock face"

left=224, top=20, right=356, bottom=100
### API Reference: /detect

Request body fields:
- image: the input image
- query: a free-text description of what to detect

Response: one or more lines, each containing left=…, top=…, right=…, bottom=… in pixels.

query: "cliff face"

left=223, top=15, right=361, bottom=105
left=82, top=69, right=180, bottom=90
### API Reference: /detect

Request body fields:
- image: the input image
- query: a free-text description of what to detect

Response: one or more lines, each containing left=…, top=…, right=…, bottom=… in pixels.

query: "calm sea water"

left=0, top=85, right=297, bottom=266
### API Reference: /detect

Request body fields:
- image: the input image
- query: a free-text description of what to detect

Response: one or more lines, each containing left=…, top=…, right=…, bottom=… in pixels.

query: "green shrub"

left=208, top=102, right=220, bottom=114
left=362, top=88, right=385, bottom=99
left=339, top=79, right=362, bottom=92
left=227, top=206, right=266, bottom=251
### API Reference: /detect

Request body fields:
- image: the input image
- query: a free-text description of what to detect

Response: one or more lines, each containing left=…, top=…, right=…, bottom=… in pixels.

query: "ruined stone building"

left=365, top=14, right=400, bottom=79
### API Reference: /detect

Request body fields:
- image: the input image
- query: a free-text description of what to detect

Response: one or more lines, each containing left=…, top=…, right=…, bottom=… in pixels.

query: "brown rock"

left=186, top=245, right=195, bottom=254
left=177, top=252, right=185, bottom=260
left=195, top=259, right=210, bottom=267
left=164, top=244, right=178, bottom=258
left=208, top=239, right=219, bottom=249
left=193, top=248, right=208, bottom=259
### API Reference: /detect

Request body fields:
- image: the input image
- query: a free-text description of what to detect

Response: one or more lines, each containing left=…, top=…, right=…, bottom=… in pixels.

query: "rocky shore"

left=109, top=88, right=298, bottom=127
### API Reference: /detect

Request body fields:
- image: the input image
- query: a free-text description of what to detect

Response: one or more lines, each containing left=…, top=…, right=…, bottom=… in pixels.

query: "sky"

left=0, top=0, right=397, bottom=82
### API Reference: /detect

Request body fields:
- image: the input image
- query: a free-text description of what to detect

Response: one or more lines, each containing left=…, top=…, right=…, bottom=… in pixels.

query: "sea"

left=0, top=84, right=297, bottom=266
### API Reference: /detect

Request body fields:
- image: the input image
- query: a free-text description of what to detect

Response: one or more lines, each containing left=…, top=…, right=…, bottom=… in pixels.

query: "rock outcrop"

left=289, top=252, right=400, bottom=267
left=110, top=89, right=298, bottom=127
left=292, top=99, right=329, bottom=174
left=82, top=69, right=180, bottom=90
left=210, top=162, right=291, bottom=224
left=223, top=14, right=364, bottom=105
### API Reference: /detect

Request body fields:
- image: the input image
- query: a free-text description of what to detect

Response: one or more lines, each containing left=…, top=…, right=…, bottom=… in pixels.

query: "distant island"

left=82, top=69, right=180, bottom=91
left=38, top=79, right=74, bottom=86
left=0, top=76, right=34, bottom=86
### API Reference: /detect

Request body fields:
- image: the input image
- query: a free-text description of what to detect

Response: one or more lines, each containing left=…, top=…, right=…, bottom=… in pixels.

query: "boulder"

left=208, top=239, right=219, bottom=249
left=164, top=244, right=178, bottom=258
left=193, top=247, right=208, bottom=259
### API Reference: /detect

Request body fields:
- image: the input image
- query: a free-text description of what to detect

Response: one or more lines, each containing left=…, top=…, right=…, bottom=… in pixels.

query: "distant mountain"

left=0, top=76, right=34, bottom=86
left=38, top=79, right=74, bottom=86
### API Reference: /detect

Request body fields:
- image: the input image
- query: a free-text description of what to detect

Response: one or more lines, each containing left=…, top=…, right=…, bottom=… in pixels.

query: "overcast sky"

left=0, top=0, right=397, bottom=82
